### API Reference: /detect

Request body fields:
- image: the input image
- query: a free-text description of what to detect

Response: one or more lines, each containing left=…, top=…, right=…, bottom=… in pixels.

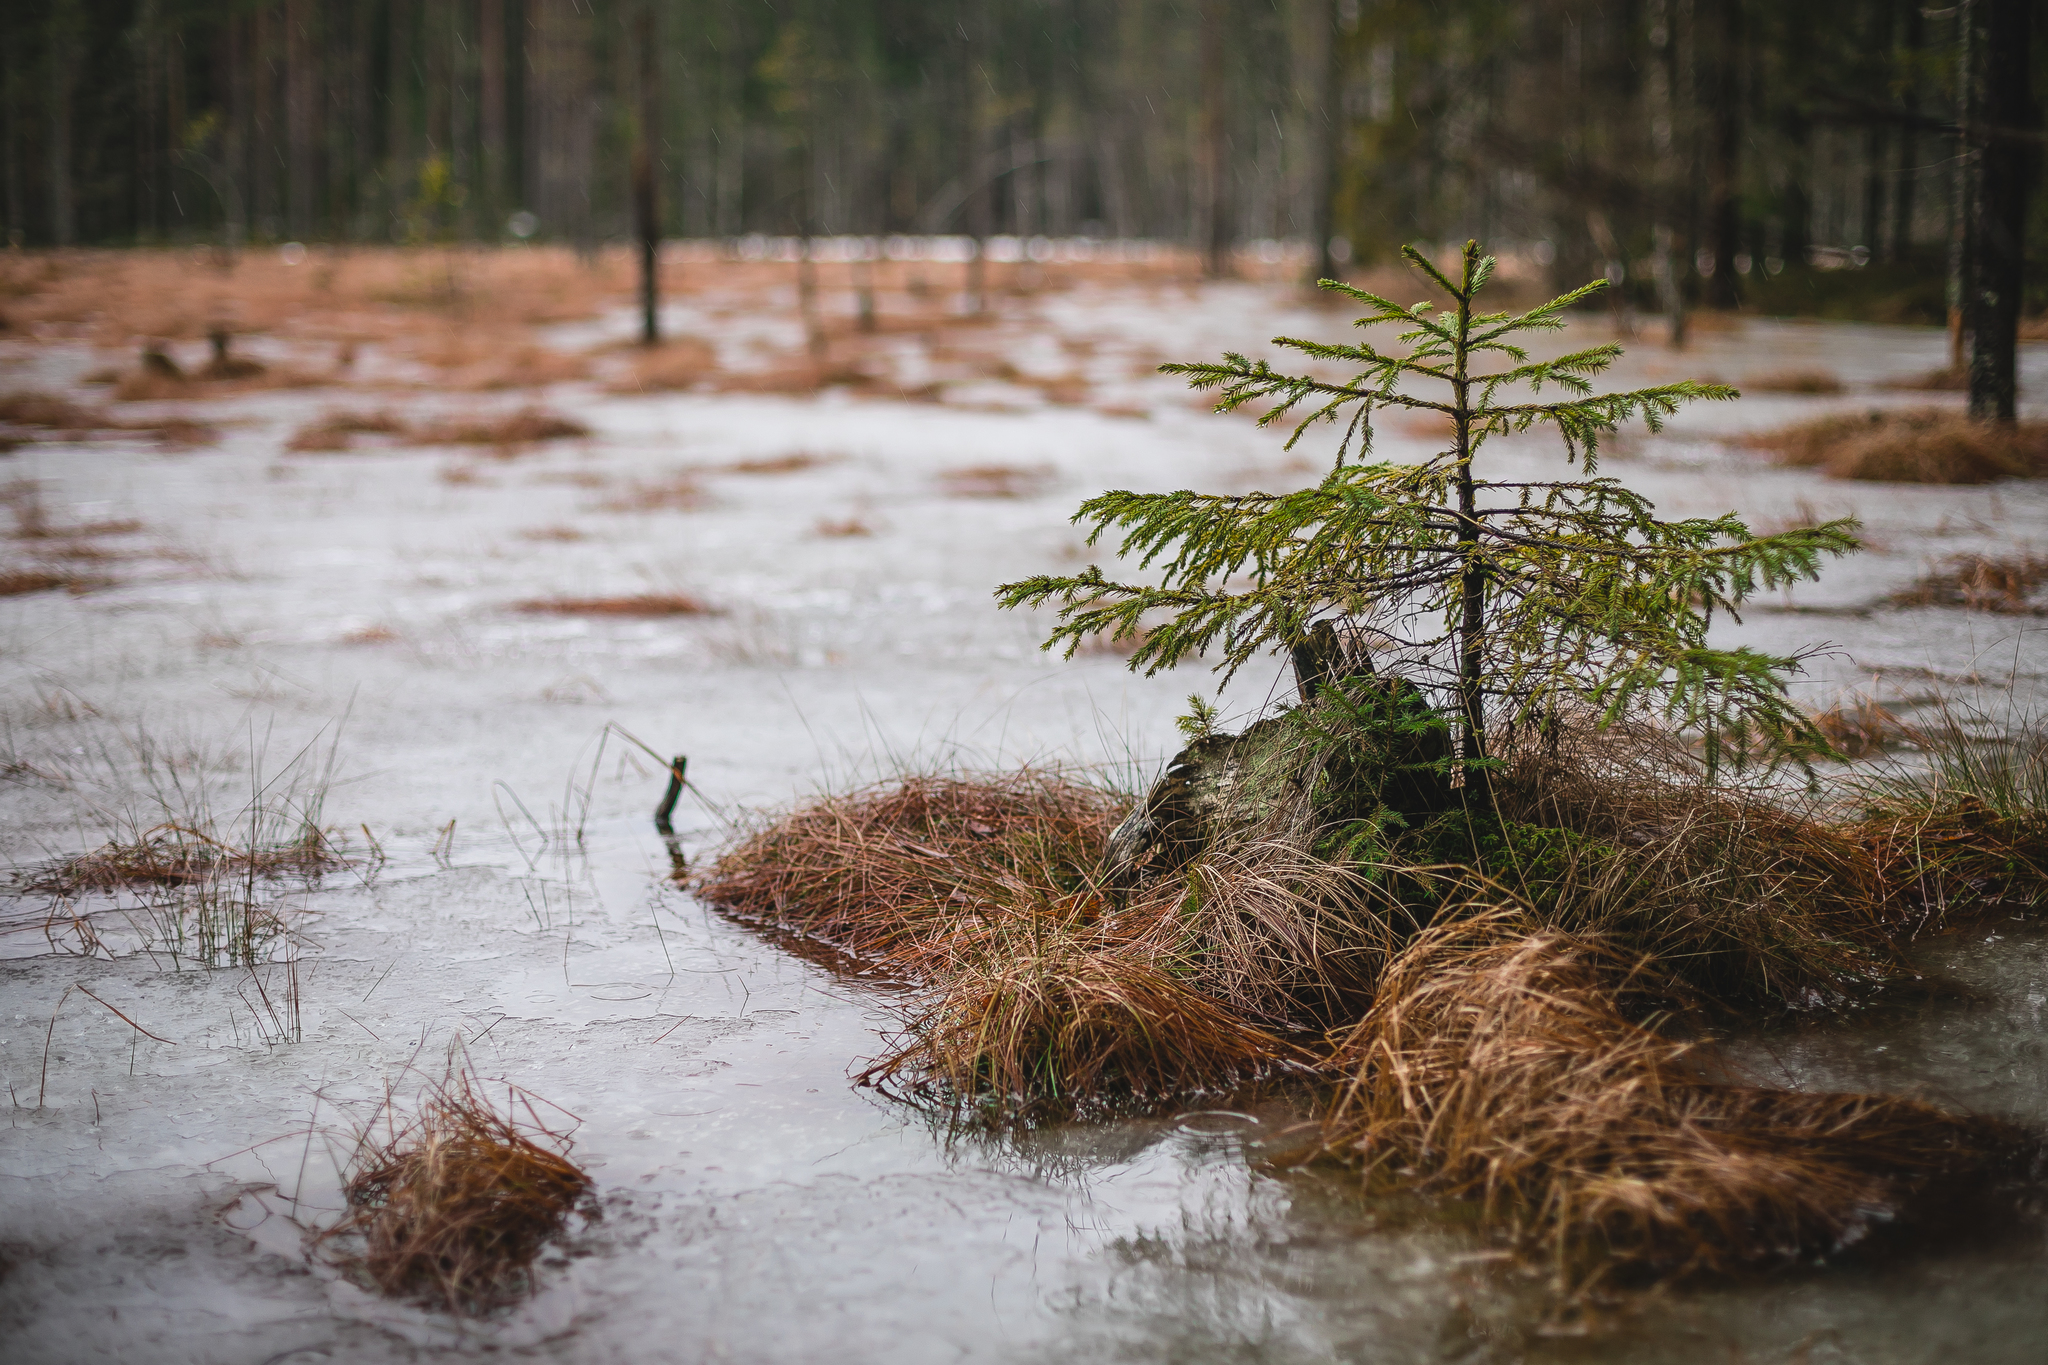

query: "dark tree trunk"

left=286, top=0, right=316, bottom=239
left=47, top=1, right=76, bottom=246
left=633, top=3, right=661, bottom=346
left=1307, top=0, right=1343, bottom=285
left=1966, top=0, right=2035, bottom=424
left=479, top=0, right=507, bottom=228
left=1891, top=0, right=1923, bottom=260
left=1702, top=0, right=1741, bottom=309
left=1198, top=0, right=1228, bottom=278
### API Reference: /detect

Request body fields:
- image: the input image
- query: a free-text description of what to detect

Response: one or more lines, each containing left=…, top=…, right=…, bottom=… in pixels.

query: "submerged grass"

left=325, top=1067, right=593, bottom=1315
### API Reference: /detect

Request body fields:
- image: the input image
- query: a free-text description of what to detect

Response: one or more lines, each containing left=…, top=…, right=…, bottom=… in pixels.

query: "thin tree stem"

left=1453, top=240, right=1487, bottom=795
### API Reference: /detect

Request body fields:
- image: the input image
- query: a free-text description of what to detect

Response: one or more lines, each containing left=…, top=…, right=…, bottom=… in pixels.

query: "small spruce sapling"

left=999, top=241, right=1860, bottom=788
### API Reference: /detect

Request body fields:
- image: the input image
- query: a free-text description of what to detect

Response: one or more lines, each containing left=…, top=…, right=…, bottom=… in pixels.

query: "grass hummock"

left=324, top=1068, right=593, bottom=1315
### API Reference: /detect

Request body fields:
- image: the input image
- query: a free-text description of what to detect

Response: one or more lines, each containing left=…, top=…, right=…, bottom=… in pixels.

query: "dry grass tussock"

left=413, top=407, right=590, bottom=448
left=288, top=406, right=586, bottom=456
left=1748, top=407, right=2048, bottom=483
left=694, top=711, right=2048, bottom=1291
left=1489, top=724, right=1898, bottom=1006
left=1316, top=913, right=2022, bottom=1292
left=937, top=463, right=1054, bottom=499
left=698, top=771, right=1303, bottom=1114
left=1887, top=551, right=2048, bottom=614
left=1851, top=708, right=2048, bottom=922
left=286, top=408, right=409, bottom=452
left=602, top=337, right=718, bottom=393
left=0, top=567, right=111, bottom=597
left=1741, top=366, right=1843, bottom=394
left=324, top=1067, right=593, bottom=1315
left=513, top=592, right=717, bottom=617
left=0, top=387, right=216, bottom=446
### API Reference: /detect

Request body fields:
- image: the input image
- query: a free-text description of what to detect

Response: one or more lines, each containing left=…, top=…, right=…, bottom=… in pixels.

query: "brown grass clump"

left=513, top=592, right=717, bottom=617
left=1851, top=710, right=2048, bottom=922
left=721, top=452, right=831, bottom=475
left=0, top=390, right=105, bottom=430
left=701, top=772, right=1124, bottom=964
left=29, top=821, right=343, bottom=894
left=0, top=568, right=109, bottom=597
left=936, top=463, right=1053, bottom=499
left=814, top=516, right=875, bottom=538
left=1316, top=916, right=2020, bottom=1292
left=1807, top=696, right=1919, bottom=759
left=1881, top=366, right=1968, bottom=393
left=286, top=408, right=409, bottom=453
left=1886, top=552, right=2048, bottom=614
left=325, top=1069, right=593, bottom=1315
left=595, top=471, right=706, bottom=512
left=1742, top=366, right=1844, bottom=394
left=1491, top=724, right=1898, bottom=1006
left=700, top=773, right=1345, bottom=1113
left=1748, top=407, right=2048, bottom=483
left=603, top=337, right=718, bottom=393
left=414, top=407, right=590, bottom=448
left=858, top=923, right=1290, bottom=1118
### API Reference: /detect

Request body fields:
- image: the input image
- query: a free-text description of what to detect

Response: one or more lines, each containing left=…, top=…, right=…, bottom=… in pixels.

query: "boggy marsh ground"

left=1, top=245, right=2046, bottom=1361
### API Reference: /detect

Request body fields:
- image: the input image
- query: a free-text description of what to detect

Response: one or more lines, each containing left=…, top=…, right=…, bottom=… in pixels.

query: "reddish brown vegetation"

left=325, top=1070, right=592, bottom=1315
left=936, top=464, right=1053, bottom=499
left=513, top=592, right=717, bottom=617
left=1887, top=552, right=2048, bottom=614
left=1750, top=408, right=2048, bottom=483
left=1742, top=367, right=1844, bottom=395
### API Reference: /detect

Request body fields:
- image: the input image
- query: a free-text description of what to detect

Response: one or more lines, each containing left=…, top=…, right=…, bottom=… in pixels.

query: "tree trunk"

left=1891, top=0, right=1923, bottom=261
left=286, top=0, right=316, bottom=239
left=479, top=0, right=506, bottom=230
left=1966, top=0, right=2033, bottom=424
left=633, top=3, right=661, bottom=346
left=46, top=0, right=76, bottom=246
left=1307, top=0, right=1343, bottom=285
left=1198, top=0, right=1228, bottom=278
left=1452, top=244, right=1487, bottom=799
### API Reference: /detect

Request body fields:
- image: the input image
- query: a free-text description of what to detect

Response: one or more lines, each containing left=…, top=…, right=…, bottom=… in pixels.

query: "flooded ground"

left=2, top=253, right=2045, bottom=1361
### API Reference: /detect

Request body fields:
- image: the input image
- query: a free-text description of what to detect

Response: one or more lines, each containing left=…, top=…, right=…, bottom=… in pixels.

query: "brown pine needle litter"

left=324, top=1069, right=593, bottom=1315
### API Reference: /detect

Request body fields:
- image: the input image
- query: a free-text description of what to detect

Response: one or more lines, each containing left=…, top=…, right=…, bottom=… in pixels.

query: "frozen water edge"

left=2, top=293, right=2047, bottom=1362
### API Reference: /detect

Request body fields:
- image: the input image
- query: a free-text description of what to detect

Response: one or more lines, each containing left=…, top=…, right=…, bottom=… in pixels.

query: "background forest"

left=3, top=0, right=2044, bottom=321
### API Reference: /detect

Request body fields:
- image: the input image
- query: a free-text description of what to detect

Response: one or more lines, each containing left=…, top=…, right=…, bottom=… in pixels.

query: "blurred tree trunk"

left=1966, top=0, right=2034, bottom=424
left=1701, top=0, right=1740, bottom=309
left=46, top=0, right=77, bottom=246
left=1890, top=0, right=1922, bottom=260
left=1307, top=0, right=1342, bottom=284
left=1199, top=0, right=1227, bottom=278
left=480, top=0, right=507, bottom=231
left=286, top=0, right=315, bottom=239
left=633, top=3, right=661, bottom=346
